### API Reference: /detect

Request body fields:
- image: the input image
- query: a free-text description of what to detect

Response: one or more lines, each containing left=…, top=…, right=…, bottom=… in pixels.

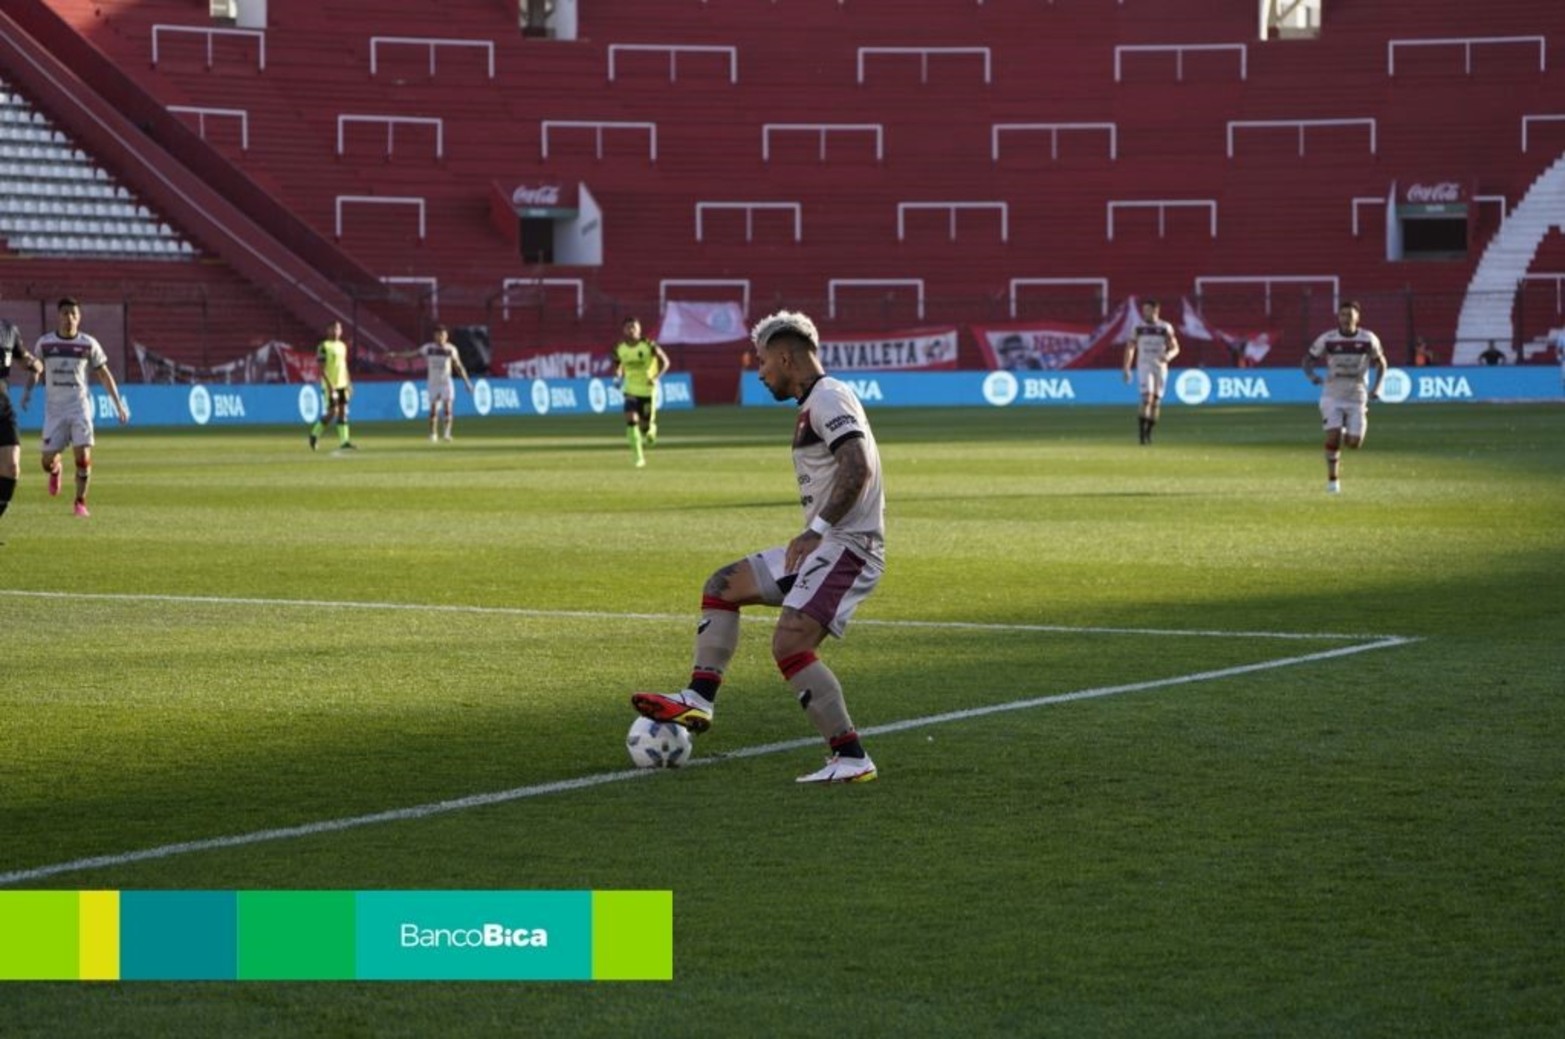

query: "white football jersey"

left=36, top=331, right=108, bottom=416
left=1130, top=319, right=1177, bottom=369
left=791, top=376, right=884, bottom=550
left=419, top=341, right=459, bottom=383
left=1308, top=328, right=1385, bottom=401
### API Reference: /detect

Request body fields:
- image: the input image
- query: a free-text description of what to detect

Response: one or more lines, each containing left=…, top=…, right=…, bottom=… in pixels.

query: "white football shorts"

left=1136, top=364, right=1168, bottom=398
left=1319, top=395, right=1369, bottom=439
left=41, top=409, right=94, bottom=452
left=747, top=536, right=883, bottom=638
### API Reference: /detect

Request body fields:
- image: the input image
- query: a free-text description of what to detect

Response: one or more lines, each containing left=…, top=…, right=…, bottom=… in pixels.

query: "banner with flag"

left=971, top=320, right=1098, bottom=370
left=1054, top=297, right=1141, bottom=369
left=133, top=340, right=301, bottom=384
left=657, top=301, right=748, bottom=345
left=1180, top=297, right=1277, bottom=366
left=492, top=345, right=616, bottom=380
left=274, top=343, right=319, bottom=383
left=818, top=327, right=960, bottom=371
left=1179, top=299, right=1218, bottom=343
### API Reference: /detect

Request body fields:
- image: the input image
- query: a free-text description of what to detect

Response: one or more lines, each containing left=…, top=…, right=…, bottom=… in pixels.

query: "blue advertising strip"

left=738, top=367, right=1563, bottom=409
left=7, top=374, right=695, bottom=430
left=355, top=890, right=593, bottom=981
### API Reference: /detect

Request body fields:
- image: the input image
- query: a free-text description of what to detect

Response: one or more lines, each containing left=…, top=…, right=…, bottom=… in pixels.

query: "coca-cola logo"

left=511, top=185, right=562, bottom=207
left=1406, top=182, right=1462, bottom=203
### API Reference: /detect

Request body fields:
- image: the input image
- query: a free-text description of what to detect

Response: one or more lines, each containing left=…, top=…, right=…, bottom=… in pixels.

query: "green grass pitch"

left=1, top=402, right=1561, bottom=1037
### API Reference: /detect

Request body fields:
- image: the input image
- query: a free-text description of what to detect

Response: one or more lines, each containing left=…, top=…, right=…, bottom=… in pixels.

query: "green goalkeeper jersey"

left=317, top=337, right=350, bottom=390
left=614, top=339, right=661, bottom=397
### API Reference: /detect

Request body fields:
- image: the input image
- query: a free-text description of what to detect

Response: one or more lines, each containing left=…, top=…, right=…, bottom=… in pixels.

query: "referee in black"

left=1, top=314, right=46, bottom=530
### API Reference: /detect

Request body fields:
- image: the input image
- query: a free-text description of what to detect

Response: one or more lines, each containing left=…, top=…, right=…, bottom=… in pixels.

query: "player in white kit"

left=20, top=298, right=128, bottom=518
left=1302, top=300, right=1386, bottom=494
left=418, top=326, right=472, bottom=442
left=633, top=310, right=886, bottom=783
left=1121, top=299, right=1180, bottom=444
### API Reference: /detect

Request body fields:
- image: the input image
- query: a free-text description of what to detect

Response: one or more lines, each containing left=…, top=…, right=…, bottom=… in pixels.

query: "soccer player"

left=1122, top=298, right=1180, bottom=444
left=633, top=310, right=885, bottom=784
left=21, top=298, right=129, bottom=518
left=308, top=320, right=356, bottom=451
left=1553, top=327, right=1565, bottom=394
left=418, top=325, right=473, bottom=442
left=1302, top=300, right=1387, bottom=494
left=1, top=313, right=46, bottom=529
left=611, top=316, right=671, bottom=468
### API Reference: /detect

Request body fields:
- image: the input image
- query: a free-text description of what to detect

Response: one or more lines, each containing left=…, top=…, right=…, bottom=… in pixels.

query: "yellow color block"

left=77, top=891, right=120, bottom=981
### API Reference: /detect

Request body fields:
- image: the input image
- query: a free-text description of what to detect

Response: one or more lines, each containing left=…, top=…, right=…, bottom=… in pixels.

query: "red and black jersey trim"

left=794, top=411, right=824, bottom=448
left=827, top=429, right=865, bottom=453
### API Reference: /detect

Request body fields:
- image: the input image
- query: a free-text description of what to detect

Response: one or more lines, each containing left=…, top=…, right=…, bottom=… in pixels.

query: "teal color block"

left=120, top=891, right=237, bottom=981
left=356, top=891, right=592, bottom=981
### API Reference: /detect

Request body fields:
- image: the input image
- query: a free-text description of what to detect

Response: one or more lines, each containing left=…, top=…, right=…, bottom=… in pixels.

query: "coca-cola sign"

left=1403, top=181, right=1464, bottom=204
left=512, top=184, right=562, bottom=207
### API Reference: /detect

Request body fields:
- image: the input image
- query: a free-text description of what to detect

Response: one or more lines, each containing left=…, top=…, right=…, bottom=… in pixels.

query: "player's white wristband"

left=808, top=516, right=832, bottom=536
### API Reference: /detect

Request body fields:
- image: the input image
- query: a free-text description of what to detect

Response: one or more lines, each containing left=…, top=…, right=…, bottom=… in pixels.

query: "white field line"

left=0, top=635, right=1416, bottom=886
left=0, top=589, right=1401, bottom=642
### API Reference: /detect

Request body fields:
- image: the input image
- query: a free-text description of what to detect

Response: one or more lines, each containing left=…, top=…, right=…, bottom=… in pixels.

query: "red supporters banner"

left=1179, top=297, right=1278, bottom=366
left=972, top=320, right=1097, bottom=370
left=657, top=301, right=748, bottom=345
left=493, top=346, right=615, bottom=380
left=819, top=327, right=960, bottom=371
left=276, top=344, right=320, bottom=383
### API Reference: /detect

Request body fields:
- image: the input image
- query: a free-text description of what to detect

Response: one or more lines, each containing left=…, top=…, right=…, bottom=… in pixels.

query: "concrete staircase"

left=1454, top=152, right=1565, bottom=363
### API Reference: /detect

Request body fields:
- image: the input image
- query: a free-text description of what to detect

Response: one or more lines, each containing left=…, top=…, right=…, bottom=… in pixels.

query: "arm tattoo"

left=821, top=440, right=870, bottom=525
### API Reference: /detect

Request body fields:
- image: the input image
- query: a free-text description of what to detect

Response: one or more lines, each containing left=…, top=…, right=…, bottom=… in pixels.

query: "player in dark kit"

left=0, top=315, right=46, bottom=531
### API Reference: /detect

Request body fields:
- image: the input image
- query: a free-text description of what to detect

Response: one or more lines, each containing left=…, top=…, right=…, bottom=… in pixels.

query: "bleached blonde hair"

left=750, top=309, right=819, bottom=351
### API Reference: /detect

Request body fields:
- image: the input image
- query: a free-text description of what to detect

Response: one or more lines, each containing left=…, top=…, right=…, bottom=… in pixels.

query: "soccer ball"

left=625, top=717, right=693, bottom=769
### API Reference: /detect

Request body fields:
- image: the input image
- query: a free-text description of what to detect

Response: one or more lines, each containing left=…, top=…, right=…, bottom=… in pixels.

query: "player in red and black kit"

left=633, top=310, right=886, bottom=784
left=1302, top=300, right=1386, bottom=494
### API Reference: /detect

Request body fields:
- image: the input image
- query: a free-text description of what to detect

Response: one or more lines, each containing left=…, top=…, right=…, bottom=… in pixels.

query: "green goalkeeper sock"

left=627, top=426, right=643, bottom=463
left=338, top=423, right=351, bottom=445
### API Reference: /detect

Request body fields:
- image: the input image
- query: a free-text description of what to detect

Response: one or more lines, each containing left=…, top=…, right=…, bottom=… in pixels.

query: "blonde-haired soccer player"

left=1122, top=298, right=1180, bottom=444
left=21, top=298, right=129, bottom=518
left=1302, top=300, right=1387, bottom=494
left=633, top=310, right=886, bottom=783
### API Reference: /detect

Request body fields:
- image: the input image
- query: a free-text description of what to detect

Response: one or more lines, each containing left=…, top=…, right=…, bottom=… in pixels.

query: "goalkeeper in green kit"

left=612, top=317, right=672, bottom=468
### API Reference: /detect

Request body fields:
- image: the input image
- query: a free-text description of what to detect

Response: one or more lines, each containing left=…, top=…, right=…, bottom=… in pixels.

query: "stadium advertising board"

left=8, top=375, right=695, bottom=430
left=738, top=367, right=1561, bottom=408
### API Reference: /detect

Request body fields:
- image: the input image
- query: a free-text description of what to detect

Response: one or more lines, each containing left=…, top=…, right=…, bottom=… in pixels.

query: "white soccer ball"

left=625, top=717, right=693, bottom=769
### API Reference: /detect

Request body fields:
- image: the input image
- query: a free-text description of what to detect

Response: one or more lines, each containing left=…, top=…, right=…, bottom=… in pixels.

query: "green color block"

left=592, top=891, right=672, bottom=981
left=237, top=891, right=356, bottom=980
left=0, top=891, right=79, bottom=981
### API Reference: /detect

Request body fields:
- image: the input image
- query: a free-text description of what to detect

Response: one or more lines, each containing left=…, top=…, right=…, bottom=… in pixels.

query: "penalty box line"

left=0, top=589, right=1403, bottom=642
left=0, top=634, right=1417, bottom=887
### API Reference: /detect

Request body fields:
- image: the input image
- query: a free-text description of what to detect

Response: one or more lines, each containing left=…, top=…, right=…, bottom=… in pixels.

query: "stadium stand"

left=0, top=77, right=194, bottom=259
left=0, top=0, right=1559, bottom=388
